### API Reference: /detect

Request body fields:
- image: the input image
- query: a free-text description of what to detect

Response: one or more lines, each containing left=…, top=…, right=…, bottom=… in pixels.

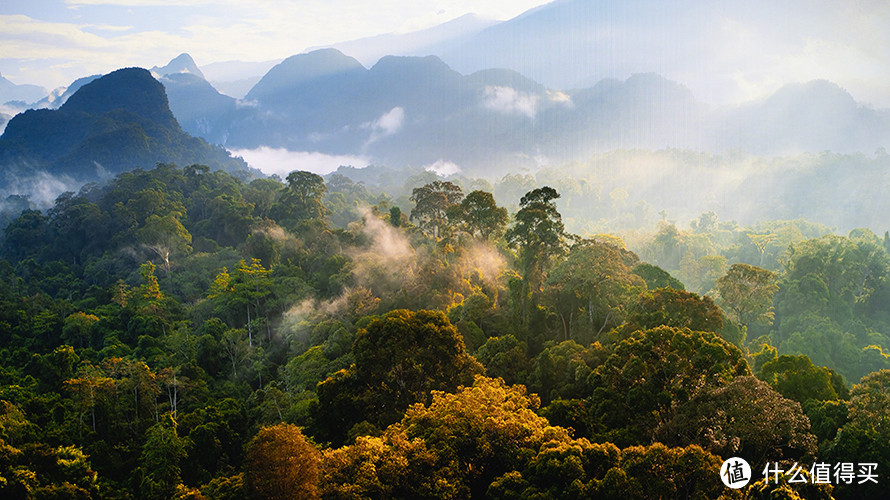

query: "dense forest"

left=0, top=162, right=888, bottom=499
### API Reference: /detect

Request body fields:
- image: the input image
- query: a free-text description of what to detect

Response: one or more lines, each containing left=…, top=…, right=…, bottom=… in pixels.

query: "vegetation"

left=0, top=162, right=888, bottom=498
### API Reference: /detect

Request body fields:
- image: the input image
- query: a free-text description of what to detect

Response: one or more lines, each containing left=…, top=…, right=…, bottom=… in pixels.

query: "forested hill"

left=0, top=67, right=251, bottom=190
left=0, top=163, right=887, bottom=498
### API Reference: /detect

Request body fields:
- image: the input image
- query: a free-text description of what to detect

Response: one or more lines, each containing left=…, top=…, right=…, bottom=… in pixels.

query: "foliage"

left=315, top=309, right=483, bottom=444
left=1, top=159, right=889, bottom=498
left=587, top=325, right=751, bottom=446
left=245, top=423, right=320, bottom=500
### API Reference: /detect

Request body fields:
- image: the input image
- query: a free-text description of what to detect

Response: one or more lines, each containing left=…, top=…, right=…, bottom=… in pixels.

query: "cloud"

left=424, top=159, right=462, bottom=176
left=227, top=146, right=369, bottom=176
left=362, top=106, right=405, bottom=145
left=547, top=89, right=573, bottom=107
left=482, top=85, right=538, bottom=118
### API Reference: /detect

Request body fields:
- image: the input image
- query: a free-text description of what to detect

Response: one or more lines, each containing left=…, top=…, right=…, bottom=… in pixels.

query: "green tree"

left=505, top=187, right=567, bottom=325
left=409, top=180, right=463, bottom=238
left=716, top=263, right=779, bottom=329
left=624, top=287, right=724, bottom=334
left=587, top=326, right=751, bottom=446
left=315, top=309, right=483, bottom=444
left=449, top=190, right=508, bottom=240
left=273, top=170, right=327, bottom=227
left=135, top=421, right=186, bottom=500
left=631, top=263, right=685, bottom=291
left=545, top=241, right=645, bottom=342
left=758, top=354, right=849, bottom=404
left=656, top=376, right=818, bottom=465
left=62, top=311, right=100, bottom=349
left=137, top=213, right=193, bottom=275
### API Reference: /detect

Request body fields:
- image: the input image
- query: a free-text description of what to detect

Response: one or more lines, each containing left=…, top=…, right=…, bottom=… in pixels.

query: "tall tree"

left=315, top=309, right=482, bottom=443
left=505, top=187, right=567, bottom=324
left=137, top=213, right=193, bottom=275
left=409, top=180, right=463, bottom=238
left=274, top=170, right=327, bottom=226
left=448, top=189, right=508, bottom=240
left=546, top=240, right=645, bottom=342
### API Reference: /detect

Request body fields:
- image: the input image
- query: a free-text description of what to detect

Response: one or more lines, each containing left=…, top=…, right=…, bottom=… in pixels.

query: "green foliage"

left=449, top=190, right=508, bottom=240
left=758, top=354, right=849, bottom=404
left=632, top=263, right=685, bottom=291
left=3, top=157, right=890, bottom=498
left=135, top=421, right=186, bottom=500
left=545, top=240, right=645, bottom=344
left=624, top=287, right=724, bottom=334
left=716, top=263, right=779, bottom=329
left=409, top=180, right=463, bottom=239
left=587, top=326, right=751, bottom=446
left=656, top=376, right=818, bottom=465
left=315, top=309, right=483, bottom=444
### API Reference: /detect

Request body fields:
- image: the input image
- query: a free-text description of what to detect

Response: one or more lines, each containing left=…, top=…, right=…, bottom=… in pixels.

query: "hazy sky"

left=0, top=0, right=548, bottom=90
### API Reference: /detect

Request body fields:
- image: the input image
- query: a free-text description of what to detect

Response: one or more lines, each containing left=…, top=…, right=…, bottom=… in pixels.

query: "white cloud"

left=227, top=147, right=369, bottom=176
left=547, top=89, right=573, bottom=107
left=362, top=106, right=405, bottom=145
left=482, top=85, right=538, bottom=118
left=424, top=159, right=461, bottom=176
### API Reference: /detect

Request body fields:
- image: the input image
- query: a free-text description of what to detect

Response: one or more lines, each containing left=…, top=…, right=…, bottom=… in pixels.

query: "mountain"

left=0, top=67, right=251, bottom=195
left=32, top=75, right=102, bottom=109
left=435, top=0, right=888, bottom=108
left=246, top=49, right=367, bottom=103
left=148, top=54, right=239, bottom=145
left=151, top=53, right=205, bottom=80
left=714, top=80, right=890, bottom=154
left=312, top=13, right=497, bottom=68
left=215, top=49, right=714, bottom=174
left=202, top=47, right=889, bottom=176
left=161, top=72, right=237, bottom=146
left=201, top=59, right=281, bottom=99
left=0, top=73, right=47, bottom=104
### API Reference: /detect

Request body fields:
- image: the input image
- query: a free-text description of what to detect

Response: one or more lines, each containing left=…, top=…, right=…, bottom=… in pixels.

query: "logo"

left=721, top=457, right=752, bottom=488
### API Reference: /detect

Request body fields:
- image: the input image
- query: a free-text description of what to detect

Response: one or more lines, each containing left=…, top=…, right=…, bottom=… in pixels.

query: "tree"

left=274, top=170, right=327, bottom=226
left=409, top=180, right=463, bottom=238
left=546, top=241, right=645, bottom=342
left=135, top=421, right=186, bottom=500
left=245, top=423, right=320, bottom=500
left=758, top=354, right=849, bottom=404
left=64, top=361, right=114, bottom=436
left=655, top=376, right=818, bottom=465
left=315, top=309, right=483, bottom=443
left=62, top=311, right=99, bottom=349
left=716, top=263, right=779, bottom=329
left=137, top=213, right=193, bottom=275
left=505, top=187, right=567, bottom=325
left=449, top=190, right=508, bottom=240
left=824, top=370, right=890, bottom=500
left=624, top=287, right=724, bottom=334
left=209, top=259, right=273, bottom=346
left=631, top=263, right=685, bottom=291
left=587, top=326, right=751, bottom=446
left=321, top=376, right=570, bottom=499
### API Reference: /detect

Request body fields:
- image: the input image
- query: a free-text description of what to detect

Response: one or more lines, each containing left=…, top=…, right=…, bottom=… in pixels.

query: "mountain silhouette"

left=0, top=67, right=248, bottom=181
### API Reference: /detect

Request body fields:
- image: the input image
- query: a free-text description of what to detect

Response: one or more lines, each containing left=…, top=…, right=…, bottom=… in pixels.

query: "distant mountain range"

left=5, top=48, right=888, bottom=183
left=137, top=49, right=888, bottom=176
left=1, top=0, right=888, bottom=183
left=0, top=73, right=47, bottom=105
left=0, top=67, right=251, bottom=206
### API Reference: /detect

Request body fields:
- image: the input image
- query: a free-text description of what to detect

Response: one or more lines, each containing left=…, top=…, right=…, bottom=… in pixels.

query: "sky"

left=0, top=0, right=549, bottom=91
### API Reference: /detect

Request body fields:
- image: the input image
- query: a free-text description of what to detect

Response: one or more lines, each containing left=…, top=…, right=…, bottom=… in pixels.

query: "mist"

left=228, top=147, right=370, bottom=176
